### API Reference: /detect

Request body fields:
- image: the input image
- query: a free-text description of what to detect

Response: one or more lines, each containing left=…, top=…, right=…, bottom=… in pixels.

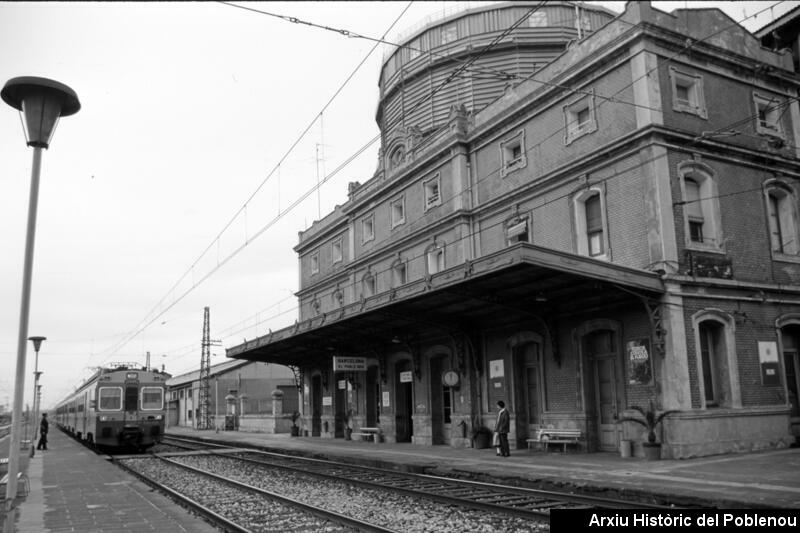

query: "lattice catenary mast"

left=198, top=306, right=212, bottom=430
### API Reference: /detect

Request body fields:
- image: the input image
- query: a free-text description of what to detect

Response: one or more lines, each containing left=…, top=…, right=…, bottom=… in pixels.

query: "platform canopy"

left=227, top=243, right=665, bottom=366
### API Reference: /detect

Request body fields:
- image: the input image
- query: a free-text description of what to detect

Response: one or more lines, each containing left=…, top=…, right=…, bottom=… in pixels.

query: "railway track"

left=147, top=435, right=670, bottom=530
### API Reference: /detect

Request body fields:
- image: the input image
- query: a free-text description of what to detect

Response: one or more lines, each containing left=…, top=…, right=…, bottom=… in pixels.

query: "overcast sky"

left=1, top=1, right=796, bottom=410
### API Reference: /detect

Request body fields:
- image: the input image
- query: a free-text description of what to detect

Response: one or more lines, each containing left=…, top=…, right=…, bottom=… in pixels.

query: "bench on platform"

left=351, top=427, right=382, bottom=443
left=0, top=471, right=29, bottom=498
left=526, top=427, right=583, bottom=453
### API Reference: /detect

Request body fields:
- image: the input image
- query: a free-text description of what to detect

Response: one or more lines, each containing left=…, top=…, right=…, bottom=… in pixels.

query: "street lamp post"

left=2, top=77, right=79, bottom=533
left=28, top=336, right=46, bottom=457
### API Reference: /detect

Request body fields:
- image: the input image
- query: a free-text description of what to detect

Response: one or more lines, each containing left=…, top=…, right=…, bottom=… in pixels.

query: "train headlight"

left=154, top=415, right=162, bottom=420
left=99, top=416, right=108, bottom=422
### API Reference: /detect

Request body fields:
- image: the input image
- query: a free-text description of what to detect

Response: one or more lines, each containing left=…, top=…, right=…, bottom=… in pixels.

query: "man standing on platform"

left=494, top=400, right=510, bottom=457
left=37, top=413, right=48, bottom=450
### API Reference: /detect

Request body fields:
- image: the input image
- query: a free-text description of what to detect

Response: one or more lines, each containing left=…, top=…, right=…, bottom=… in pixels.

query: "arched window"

left=765, top=182, right=799, bottom=257
left=692, top=311, right=740, bottom=409
left=679, top=162, right=723, bottom=251
left=573, top=188, right=608, bottom=259
left=362, top=270, right=376, bottom=297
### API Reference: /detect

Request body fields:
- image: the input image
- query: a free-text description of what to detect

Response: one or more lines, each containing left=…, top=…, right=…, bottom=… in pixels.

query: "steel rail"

left=153, top=454, right=397, bottom=533
left=114, top=458, right=252, bottom=533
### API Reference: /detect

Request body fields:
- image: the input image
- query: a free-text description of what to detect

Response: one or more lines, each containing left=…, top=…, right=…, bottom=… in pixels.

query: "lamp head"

left=28, top=336, right=47, bottom=352
left=2, top=76, right=80, bottom=148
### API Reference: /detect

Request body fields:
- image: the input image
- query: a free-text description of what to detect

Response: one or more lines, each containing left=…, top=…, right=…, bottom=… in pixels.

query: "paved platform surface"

left=4, top=426, right=799, bottom=532
left=168, top=426, right=800, bottom=509
left=2, top=429, right=218, bottom=532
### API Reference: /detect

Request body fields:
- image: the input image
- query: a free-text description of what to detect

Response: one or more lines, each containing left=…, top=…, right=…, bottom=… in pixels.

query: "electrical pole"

left=198, top=307, right=220, bottom=430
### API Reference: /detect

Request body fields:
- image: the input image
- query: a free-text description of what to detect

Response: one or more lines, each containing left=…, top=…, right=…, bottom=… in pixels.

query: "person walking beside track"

left=37, top=413, right=48, bottom=450
left=494, top=400, right=510, bottom=457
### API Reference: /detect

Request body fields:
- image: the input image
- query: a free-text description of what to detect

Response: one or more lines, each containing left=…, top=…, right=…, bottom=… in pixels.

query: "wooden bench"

left=527, top=428, right=583, bottom=453
left=351, top=427, right=381, bottom=443
left=0, top=472, right=30, bottom=498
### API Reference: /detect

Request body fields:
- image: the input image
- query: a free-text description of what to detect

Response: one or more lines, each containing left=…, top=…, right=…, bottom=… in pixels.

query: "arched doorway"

left=311, top=375, right=322, bottom=437
left=395, top=360, right=413, bottom=442
left=429, top=355, right=453, bottom=445
left=580, top=324, right=623, bottom=452
left=512, top=339, right=543, bottom=447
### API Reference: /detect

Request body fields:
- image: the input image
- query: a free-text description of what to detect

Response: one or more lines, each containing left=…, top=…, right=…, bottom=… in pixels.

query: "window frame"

left=764, top=181, right=800, bottom=260
left=391, top=259, right=408, bottom=287
left=98, top=386, right=123, bottom=412
left=362, top=270, right=376, bottom=297
left=390, top=195, right=406, bottom=228
left=423, top=174, right=441, bottom=211
left=310, top=251, right=320, bottom=276
left=500, top=130, right=527, bottom=177
left=678, top=162, right=724, bottom=253
left=141, top=386, right=164, bottom=411
left=564, top=92, right=597, bottom=145
left=505, top=216, right=530, bottom=245
left=572, top=187, right=609, bottom=260
left=361, top=214, right=375, bottom=244
left=332, top=237, right=343, bottom=264
left=692, top=311, right=741, bottom=409
left=426, top=244, right=445, bottom=275
left=753, top=92, right=785, bottom=138
left=669, top=67, right=707, bottom=119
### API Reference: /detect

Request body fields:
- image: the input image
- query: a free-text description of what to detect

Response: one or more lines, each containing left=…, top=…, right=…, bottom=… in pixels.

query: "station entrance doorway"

left=395, top=360, right=413, bottom=442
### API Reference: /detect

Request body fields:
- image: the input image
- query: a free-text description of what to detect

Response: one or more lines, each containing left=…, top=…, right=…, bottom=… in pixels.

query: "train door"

left=513, top=341, right=542, bottom=447
left=584, top=329, right=621, bottom=452
left=312, top=374, right=322, bottom=437
left=366, top=366, right=380, bottom=427
left=395, top=360, right=413, bottom=442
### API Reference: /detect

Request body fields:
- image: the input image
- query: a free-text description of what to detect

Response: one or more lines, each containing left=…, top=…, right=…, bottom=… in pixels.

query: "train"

left=54, top=365, right=170, bottom=450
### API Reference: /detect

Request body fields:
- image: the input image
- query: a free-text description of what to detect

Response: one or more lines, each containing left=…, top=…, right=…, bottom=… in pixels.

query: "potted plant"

left=618, top=400, right=678, bottom=460
left=471, top=425, right=493, bottom=449
left=290, top=411, right=301, bottom=437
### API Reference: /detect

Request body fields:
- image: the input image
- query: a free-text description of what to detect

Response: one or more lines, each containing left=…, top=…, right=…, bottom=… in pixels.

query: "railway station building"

left=229, top=1, right=800, bottom=458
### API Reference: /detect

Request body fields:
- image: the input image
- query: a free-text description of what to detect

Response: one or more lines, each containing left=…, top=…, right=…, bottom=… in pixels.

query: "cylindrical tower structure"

left=376, top=1, right=616, bottom=169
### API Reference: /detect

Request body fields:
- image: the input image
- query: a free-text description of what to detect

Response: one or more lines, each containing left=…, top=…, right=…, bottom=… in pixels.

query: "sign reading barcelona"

left=333, top=356, right=367, bottom=372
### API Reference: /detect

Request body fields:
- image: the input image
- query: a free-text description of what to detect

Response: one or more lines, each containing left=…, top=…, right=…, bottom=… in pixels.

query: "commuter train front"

left=55, top=366, right=170, bottom=450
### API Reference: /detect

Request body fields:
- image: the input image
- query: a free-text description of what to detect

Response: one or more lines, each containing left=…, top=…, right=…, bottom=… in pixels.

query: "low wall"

left=662, top=406, right=793, bottom=458
left=237, top=414, right=294, bottom=434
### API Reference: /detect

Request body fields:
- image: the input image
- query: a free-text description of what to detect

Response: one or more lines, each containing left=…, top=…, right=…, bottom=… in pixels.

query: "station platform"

left=3, top=427, right=799, bottom=532
left=166, top=426, right=800, bottom=510
left=1, top=428, right=218, bottom=532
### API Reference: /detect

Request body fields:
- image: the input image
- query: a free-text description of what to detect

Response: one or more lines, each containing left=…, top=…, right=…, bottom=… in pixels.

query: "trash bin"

left=620, top=439, right=632, bottom=458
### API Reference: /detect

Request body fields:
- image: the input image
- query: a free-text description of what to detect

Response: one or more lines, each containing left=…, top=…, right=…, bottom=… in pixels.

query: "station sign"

left=399, top=371, right=413, bottom=383
left=333, top=356, right=367, bottom=372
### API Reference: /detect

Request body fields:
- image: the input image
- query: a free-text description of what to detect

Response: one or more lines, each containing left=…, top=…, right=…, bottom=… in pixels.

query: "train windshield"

left=98, top=387, right=122, bottom=410
left=141, top=387, right=164, bottom=410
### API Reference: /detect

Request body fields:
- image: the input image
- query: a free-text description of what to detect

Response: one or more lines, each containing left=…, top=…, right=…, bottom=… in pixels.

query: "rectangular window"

left=506, top=218, right=529, bottom=244
left=699, top=323, right=719, bottom=406
left=754, top=93, right=784, bottom=136
left=362, top=215, right=375, bottom=243
left=585, top=196, right=604, bottom=257
left=443, top=385, right=452, bottom=424
left=98, top=387, right=122, bottom=411
left=427, top=248, right=444, bottom=274
left=500, top=131, right=526, bottom=177
left=528, top=12, right=548, bottom=27
left=768, top=195, right=784, bottom=253
left=391, top=197, right=405, bottom=228
left=685, top=179, right=705, bottom=243
left=441, top=24, right=457, bottom=44
left=332, top=238, right=343, bottom=263
left=310, top=252, right=319, bottom=275
left=392, top=261, right=407, bottom=286
left=669, top=67, right=707, bottom=118
left=564, top=93, right=597, bottom=144
left=424, top=176, right=441, bottom=209
left=141, top=387, right=164, bottom=410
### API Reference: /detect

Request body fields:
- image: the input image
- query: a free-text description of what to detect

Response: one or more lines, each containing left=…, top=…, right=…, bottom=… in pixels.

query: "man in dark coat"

left=494, top=400, right=510, bottom=457
left=37, top=413, right=49, bottom=450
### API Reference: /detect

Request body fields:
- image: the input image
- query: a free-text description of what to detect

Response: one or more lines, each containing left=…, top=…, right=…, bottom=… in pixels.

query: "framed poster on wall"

left=627, top=338, right=653, bottom=385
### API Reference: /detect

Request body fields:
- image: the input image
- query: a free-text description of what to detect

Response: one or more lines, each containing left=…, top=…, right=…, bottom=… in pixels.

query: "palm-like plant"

left=618, top=400, right=678, bottom=443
